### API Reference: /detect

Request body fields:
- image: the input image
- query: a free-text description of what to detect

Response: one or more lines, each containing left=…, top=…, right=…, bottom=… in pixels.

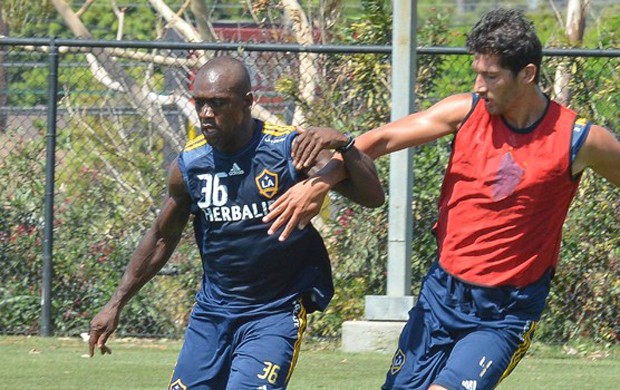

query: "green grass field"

left=0, top=336, right=618, bottom=389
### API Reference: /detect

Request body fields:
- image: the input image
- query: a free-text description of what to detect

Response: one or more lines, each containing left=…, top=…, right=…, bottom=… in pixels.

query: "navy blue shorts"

left=383, top=262, right=551, bottom=390
left=168, top=299, right=307, bottom=390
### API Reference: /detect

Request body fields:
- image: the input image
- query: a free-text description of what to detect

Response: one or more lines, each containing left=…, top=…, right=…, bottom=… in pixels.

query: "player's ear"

left=244, top=92, right=254, bottom=109
left=520, top=64, right=537, bottom=85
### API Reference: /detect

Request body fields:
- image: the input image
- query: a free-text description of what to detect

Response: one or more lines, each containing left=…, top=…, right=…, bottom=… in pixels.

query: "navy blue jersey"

left=178, top=119, right=333, bottom=314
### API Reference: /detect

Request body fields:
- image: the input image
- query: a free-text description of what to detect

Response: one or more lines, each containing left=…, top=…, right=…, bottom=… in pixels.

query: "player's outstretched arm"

left=264, top=94, right=472, bottom=241
left=88, top=158, right=192, bottom=357
left=290, top=126, right=350, bottom=170
left=332, top=142, right=385, bottom=207
left=264, top=147, right=384, bottom=241
left=292, top=126, right=384, bottom=207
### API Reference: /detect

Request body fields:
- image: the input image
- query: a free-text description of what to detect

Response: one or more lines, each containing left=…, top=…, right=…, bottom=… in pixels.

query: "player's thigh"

left=227, top=301, right=306, bottom=390
left=169, top=310, right=231, bottom=390
left=434, top=323, right=536, bottom=390
left=228, top=333, right=297, bottom=390
left=383, top=303, right=453, bottom=390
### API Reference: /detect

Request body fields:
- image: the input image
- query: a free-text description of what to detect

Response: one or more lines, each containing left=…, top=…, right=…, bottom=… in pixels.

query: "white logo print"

left=461, top=379, right=477, bottom=390
left=292, top=300, right=302, bottom=328
left=228, top=162, right=244, bottom=176
left=479, top=356, right=493, bottom=377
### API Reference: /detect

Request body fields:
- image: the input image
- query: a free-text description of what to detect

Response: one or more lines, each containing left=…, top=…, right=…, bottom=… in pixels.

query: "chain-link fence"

left=1, top=39, right=618, bottom=343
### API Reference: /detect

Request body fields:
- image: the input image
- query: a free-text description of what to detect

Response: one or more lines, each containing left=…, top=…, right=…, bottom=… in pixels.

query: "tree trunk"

left=51, top=0, right=184, bottom=150
left=553, top=0, right=589, bottom=105
left=281, top=0, right=318, bottom=126
left=566, top=0, right=588, bottom=44
left=51, top=0, right=291, bottom=132
left=190, top=0, right=217, bottom=42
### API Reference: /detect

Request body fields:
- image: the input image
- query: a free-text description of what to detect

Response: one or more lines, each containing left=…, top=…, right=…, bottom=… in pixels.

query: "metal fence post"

left=386, top=0, right=416, bottom=298
left=360, top=0, right=417, bottom=326
left=41, top=38, right=59, bottom=337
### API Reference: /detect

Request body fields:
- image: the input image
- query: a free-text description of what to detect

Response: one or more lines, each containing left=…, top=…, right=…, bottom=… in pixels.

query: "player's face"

left=472, top=54, right=521, bottom=115
left=193, top=71, right=253, bottom=153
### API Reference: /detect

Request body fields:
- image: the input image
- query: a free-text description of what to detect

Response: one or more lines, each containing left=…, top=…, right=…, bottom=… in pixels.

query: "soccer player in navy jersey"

left=88, top=56, right=384, bottom=390
left=263, top=9, right=620, bottom=390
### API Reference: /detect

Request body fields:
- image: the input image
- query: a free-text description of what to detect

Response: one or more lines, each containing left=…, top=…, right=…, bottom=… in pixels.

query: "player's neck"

left=502, top=87, right=548, bottom=129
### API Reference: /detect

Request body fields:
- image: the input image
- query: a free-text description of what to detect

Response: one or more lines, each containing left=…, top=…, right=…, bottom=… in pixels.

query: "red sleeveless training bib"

left=435, top=98, right=581, bottom=287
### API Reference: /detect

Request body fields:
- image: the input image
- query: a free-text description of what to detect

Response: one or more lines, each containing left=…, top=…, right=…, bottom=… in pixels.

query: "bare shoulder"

left=435, top=92, right=476, bottom=107
left=573, top=124, right=620, bottom=186
left=411, top=93, right=476, bottom=136
left=427, top=93, right=476, bottom=123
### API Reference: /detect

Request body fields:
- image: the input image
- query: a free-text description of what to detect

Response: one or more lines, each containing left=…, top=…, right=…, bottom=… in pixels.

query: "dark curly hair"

left=466, top=8, right=542, bottom=82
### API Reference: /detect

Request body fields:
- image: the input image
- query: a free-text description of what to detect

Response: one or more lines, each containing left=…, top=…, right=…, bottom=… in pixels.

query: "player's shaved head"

left=192, top=56, right=255, bottom=153
left=196, top=56, right=252, bottom=95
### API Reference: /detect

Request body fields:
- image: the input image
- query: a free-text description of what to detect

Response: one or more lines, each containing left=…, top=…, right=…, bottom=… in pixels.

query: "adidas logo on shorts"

left=461, top=379, right=477, bottom=390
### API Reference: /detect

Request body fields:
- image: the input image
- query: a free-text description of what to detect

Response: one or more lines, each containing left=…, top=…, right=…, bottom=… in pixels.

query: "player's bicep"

left=157, top=159, right=192, bottom=239
left=357, top=93, right=471, bottom=158
left=577, top=125, right=620, bottom=186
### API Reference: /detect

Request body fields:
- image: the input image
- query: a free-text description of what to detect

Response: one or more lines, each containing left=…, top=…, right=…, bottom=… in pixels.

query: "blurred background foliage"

left=0, top=0, right=618, bottom=344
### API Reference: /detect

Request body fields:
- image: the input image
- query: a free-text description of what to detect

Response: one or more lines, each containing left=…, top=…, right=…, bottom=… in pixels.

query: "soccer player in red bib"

left=264, top=8, right=620, bottom=390
left=87, top=56, right=384, bottom=389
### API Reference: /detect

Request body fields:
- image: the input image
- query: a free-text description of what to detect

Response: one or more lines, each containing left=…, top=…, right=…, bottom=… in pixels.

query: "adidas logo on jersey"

left=461, top=379, right=477, bottom=390
left=228, top=163, right=244, bottom=176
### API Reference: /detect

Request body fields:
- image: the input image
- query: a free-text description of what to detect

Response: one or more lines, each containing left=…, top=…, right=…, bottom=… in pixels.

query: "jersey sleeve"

left=570, top=116, right=591, bottom=165
left=285, top=130, right=299, bottom=182
left=262, top=122, right=299, bottom=183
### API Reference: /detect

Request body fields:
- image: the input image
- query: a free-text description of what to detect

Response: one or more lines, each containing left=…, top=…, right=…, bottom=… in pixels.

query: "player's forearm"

left=336, top=147, right=384, bottom=207
left=308, top=156, right=348, bottom=187
left=107, top=229, right=180, bottom=310
left=305, top=136, right=384, bottom=207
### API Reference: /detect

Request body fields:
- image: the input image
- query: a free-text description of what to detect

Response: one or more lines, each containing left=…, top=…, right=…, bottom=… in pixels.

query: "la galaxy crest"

left=169, top=379, right=187, bottom=390
left=390, top=349, right=406, bottom=375
left=255, top=169, right=279, bottom=199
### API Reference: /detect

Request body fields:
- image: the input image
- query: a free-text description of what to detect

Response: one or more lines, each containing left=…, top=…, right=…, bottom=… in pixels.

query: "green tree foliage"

left=0, top=0, right=57, bottom=37
left=0, top=136, right=46, bottom=334
left=0, top=1, right=163, bottom=40
left=78, top=3, right=162, bottom=41
left=535, top=54, right=620, bottom=343
left=0, top=81, right=200, bottom=336
left=1, top=1, right=618, bottom=344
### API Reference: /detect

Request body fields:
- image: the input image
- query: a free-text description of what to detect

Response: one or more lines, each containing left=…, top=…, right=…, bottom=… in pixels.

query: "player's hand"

left=292, top=127, right=348, bottom=170
left=263, top=177, right=330, bottom=241
left=88, top=305, right=119, bottom=357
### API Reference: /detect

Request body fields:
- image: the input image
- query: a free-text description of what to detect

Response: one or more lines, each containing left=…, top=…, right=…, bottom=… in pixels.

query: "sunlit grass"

left=0, top=336, right=618, bottom=389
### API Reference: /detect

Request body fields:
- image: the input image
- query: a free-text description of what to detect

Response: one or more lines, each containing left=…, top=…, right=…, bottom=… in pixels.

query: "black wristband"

left=335, top=132, right=355, bottom=154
